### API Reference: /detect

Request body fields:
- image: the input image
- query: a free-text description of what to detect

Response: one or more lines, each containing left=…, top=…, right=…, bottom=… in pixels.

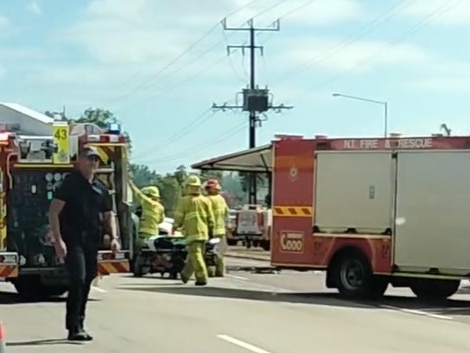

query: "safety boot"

left=180, top=272, right=189, bottom=284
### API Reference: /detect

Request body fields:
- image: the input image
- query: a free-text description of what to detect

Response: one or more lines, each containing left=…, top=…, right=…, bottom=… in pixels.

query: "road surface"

left=2, top=257, right=470, bottom=352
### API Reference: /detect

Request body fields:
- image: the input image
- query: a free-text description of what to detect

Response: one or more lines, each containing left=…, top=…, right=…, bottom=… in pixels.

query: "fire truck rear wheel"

left=410, top=279, right=460, bottom=302
left=335, top=251, right=387, bottom=300
left=227, top=239, right=238, bottom=246
left=261, top=240, right=270, bottom=251
left=13, top=277, right=67, bottom=299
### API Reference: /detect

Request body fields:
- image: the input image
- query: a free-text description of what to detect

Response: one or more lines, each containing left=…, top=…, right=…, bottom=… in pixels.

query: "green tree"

left=200, top=170, right=224, bottom=182
left=155, top=174, right=181, bottom=217
left=71, top=108, right=132, bottom=152
left=238, top=172, right=266, bottom=192
left=129, top=164, right=158, bottom=188
left=74, top=108, right=116, bottom=127
left=173, top=165, right=188, bottom=195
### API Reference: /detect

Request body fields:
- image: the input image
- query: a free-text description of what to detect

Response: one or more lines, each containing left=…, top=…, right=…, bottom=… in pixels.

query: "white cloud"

left=55, top=0, right=365, bottom=66
left=405, top=61, right=470, bottom=95
left=0, top=14, right=9, bottom=28
left=279, top=37, right=433, bottom=74
left=411, top=77, right=470, bottom=95
left=400, top=0, right=470, bottom=26
left=35, top=0, right=369, bottom=98
left=0, top=65, right=6, bottom=80
left=25, top=2, right=42, bottom=16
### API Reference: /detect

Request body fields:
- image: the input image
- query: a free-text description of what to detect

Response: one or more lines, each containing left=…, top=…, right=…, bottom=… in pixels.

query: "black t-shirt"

left=54, top=170, right=112, bottom=244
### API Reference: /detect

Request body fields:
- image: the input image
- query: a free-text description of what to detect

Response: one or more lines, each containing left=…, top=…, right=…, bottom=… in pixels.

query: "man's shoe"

left=80, top=329, right=93, bottom=341
left=195, top=281, right=207, bottom=286
left=79, top=320, right=94, bottom=341
left=67, top=330, right=91, bottom=341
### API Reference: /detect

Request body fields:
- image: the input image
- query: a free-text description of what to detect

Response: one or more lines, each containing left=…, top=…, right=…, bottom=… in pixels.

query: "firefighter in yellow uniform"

left=205, top=179, right=229, bottom=277
left=129, top=181, right=165, bottom=252
left=174, top=175, right=214, bottom=286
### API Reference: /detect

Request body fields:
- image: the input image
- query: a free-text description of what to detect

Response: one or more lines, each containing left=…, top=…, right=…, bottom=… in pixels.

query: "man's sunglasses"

left=87, top=155, right=100, bottom=162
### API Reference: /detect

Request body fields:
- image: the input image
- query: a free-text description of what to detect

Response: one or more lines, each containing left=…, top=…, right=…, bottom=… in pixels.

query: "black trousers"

left=64, top=242, right=98, bottom=331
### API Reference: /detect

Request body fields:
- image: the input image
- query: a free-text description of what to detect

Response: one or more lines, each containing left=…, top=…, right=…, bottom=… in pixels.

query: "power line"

left=142, top=121, right=248, bottom=165
left=106, top=0, right=280, bottom=105
left=131, top=108, right=216, bottom=160
left=127, top=0, right=316, bottom=104
left=273, top=0, right=417, bottom=84
left=285, top=0, right=462, bottom=103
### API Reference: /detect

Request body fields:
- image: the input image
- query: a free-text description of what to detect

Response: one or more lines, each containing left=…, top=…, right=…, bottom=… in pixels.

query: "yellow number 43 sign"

left=52, top=122, right=70, bottom=164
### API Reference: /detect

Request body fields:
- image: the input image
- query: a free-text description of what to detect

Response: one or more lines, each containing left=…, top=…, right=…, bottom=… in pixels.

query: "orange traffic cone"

left=0, top=321, right=6, bottom=353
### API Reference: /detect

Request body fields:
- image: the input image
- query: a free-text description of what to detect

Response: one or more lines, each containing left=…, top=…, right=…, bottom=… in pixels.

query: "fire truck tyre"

left=169, top=272, right=179, bottom=280
left=335, top=252, right=387, bottom=300
left=207, top=266, right=216, bottom=278
left=410, top=279, right=460, bottom=302
left=132, top=254, right=147, bottom=277
left=13, top=277, right=67, bottom=299
left=227, top=239, right=238, bottom=246
left=261, top=240, right=270, bottom=251
left=39, top=285, right=68, bottom=297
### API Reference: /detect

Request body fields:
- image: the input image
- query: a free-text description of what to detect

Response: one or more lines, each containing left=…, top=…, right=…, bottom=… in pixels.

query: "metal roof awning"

left=191, top=144, right=272, bottom=173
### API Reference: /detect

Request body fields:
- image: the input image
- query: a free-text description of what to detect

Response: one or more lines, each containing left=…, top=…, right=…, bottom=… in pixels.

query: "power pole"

left=212, top=18, right=293, bottom=204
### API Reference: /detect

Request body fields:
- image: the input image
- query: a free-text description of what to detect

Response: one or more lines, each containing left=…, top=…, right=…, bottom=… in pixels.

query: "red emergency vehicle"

left=193, top=134, right=470, bottom=301
left=0, top=114, right=131, bottom=297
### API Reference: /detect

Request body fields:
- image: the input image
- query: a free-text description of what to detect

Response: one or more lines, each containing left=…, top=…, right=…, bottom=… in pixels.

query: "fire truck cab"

left=194, top=134, right=470, bottom=301
left=0, top=104, right=131, bottom=298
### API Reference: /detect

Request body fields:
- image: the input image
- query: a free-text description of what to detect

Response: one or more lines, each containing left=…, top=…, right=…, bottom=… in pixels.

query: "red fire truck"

left=0, top=114, right=131, bottom=298
left=193, top=134, right=470, bottom=301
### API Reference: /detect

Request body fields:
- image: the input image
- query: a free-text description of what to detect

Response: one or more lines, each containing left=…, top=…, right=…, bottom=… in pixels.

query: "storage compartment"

left=7, top=170, right=71, bottom=265
left=394, top=151, right=470, bottom=273
left=314, top=151, right=394, bottom=233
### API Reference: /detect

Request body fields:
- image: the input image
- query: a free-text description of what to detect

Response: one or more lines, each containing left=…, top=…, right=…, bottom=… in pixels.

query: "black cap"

left=80, top=146, right=101, bottom=160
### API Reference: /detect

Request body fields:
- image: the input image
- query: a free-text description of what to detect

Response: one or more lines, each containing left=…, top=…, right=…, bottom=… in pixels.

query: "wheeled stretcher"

left=132, top=235, right=220, bottom=279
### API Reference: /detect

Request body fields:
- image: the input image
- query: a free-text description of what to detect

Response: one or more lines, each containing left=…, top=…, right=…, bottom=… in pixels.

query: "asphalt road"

left=1, top=257, right=470, bottom=352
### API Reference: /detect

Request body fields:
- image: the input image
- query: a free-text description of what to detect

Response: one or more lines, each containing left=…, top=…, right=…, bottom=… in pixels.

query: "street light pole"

left=332, top=93, right=388, bottom=137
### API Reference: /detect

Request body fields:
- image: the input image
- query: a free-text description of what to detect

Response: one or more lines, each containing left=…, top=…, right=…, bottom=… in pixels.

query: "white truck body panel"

left=314, top=149, right=470, bottom=276
left=394, top=151, right=470, bottom=274
left=315, top=151, right=394, bottom=234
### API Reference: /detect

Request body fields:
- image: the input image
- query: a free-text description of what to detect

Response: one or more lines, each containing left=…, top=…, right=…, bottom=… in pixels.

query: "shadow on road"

left=7, top=338, right=82, bottom=346
left=120, top=284, right=372, bottom=309
left=0, top=291, right=100, bottom=305
left=120, top=282, right=470, bottom=315
left=380, top=294, right=470, bottom=316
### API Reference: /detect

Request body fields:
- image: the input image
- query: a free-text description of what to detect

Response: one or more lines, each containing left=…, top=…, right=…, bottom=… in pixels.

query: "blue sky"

left=0, top=0, right=469, bottom=172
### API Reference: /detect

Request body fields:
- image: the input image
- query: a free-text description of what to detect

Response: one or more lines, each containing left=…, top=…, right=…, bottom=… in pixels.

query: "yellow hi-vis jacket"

left=131, top=184, right=165, bottom=237
left=207, top=194, right=229, bottom=236
left=174, top=194, right=214, bottom=243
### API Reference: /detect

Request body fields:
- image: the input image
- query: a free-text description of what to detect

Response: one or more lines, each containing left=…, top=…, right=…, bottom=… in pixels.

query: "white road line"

left=439, top=307, right=470, bottom=312
left=380, top=304, right=453, bottom=320
left=217, top=334, right=272, bottom=353
left=226, top=274, right=248, bottom=280
left=225, top=275, right=294, bottom=293
left=91, top=286, right=107, bottom=293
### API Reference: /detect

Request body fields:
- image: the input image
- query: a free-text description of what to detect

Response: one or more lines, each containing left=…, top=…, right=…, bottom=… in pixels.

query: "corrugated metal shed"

left=0, top=102, right=53, bottom=135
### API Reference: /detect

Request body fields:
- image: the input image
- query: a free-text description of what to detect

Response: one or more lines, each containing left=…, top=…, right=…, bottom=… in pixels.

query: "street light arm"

left=332, top=92, right=388, bottom=137
left=332, top=93, right=386, bottom=106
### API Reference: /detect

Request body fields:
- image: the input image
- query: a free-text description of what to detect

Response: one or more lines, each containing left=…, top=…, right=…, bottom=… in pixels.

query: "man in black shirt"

left=49, top=147, right=120, bottom=341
